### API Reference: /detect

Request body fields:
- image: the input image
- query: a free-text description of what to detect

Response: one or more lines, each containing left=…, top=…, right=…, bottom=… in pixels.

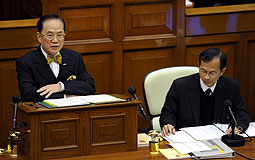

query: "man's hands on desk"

left=161, top=124, right=240, bottom=137
left=162, top=124, right=176, bottom=137
left=226, top=126, right=240, bottom=135
left=37, top=83, right=61, bottom=98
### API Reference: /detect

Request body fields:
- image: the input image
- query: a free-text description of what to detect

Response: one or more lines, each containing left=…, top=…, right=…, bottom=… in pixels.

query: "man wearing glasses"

left=16, top=14, right=95, bottom=102
left=160, top=48, right=249, bottom=136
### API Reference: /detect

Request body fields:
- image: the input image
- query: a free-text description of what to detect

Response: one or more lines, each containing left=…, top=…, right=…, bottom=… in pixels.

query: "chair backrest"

left=143, top=66, right=199, bottom=131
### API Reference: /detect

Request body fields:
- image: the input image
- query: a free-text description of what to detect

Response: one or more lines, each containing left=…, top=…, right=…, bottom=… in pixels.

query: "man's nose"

left=52, top=35, right=59, bottom=42
left=205, top=73, right=210, bottom=79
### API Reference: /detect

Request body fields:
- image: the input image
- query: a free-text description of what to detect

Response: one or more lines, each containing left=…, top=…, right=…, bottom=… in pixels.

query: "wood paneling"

left=17, top=95, right=138, bottom=159
left=1, top=0, right=255, bottom=150
left=61, top=6, right=111, bottom=40
left=125, top=3, right=174, bottom=36
left=186, top=12, right=255, bottom=36
left=124, top=48, right=175, bottom=99
left=247, top=34, right=255, bottom=120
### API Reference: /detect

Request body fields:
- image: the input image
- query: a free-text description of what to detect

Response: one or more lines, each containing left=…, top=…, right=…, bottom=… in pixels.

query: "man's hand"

left=37, top=83, right=61, bottom=98
left=161, top=124, right=175, bottom=137
left=226, top=126, right=240, bottom=135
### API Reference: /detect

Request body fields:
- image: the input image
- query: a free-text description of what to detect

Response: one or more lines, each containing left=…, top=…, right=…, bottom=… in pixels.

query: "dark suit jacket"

left=16, top=47, right=95, bottom=102
left=160, top=73, right=250, bottom=131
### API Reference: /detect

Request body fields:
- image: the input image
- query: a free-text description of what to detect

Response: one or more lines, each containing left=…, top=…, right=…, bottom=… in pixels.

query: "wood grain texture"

left=1, top=0, right=255, bottom=150
left=14, top=94, right=138, bottom=159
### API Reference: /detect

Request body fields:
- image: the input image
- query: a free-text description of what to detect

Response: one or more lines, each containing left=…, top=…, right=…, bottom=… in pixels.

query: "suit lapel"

left=35, top=48, right=56, bottom=82
left=57, top=51, right=70, bottom=81
left=188, top=75, right=201, bottom=125
left=214, top=77, right=226, bottom=122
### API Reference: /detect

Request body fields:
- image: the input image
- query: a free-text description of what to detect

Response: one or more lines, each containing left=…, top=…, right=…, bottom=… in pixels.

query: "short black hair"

left=199, top=48, right=227, bottom=71
left=37, top=14, right=65, bottom=33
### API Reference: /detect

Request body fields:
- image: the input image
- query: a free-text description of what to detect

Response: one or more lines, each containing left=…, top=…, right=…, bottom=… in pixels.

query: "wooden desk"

left=15, top=94, right=139, bottom=160
left=1, top=138, right=255, bottom=159
left=50, top=138, right=255, bottom=160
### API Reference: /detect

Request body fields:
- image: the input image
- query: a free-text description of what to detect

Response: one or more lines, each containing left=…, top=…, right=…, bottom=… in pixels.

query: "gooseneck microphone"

left=128, top=86, right=146, bottom=117
left=12, top=95, right=21, bottom=132
left=221, top=100, right=245, bottom=147
left=128, top=86, right=149, bottom=131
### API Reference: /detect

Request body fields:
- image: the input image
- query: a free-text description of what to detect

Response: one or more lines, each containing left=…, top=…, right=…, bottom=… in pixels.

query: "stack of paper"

left=40, top=94, right=127, bottom=108
left=214, top=122, right=255, bottom=137
left=161, top=123, right=255, bottom=160
left=164, top=131, right=211, bottom=155
left=192, top=139, right=235, bottom=159
left=180, top=125, right=225, bottom=141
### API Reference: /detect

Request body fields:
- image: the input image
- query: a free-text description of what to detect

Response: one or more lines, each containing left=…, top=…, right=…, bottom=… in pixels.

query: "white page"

left=214, top=122, right=255, bottom=137
left=213, top=123, right=228, bottom=133
left=242, top=122, right=255, bottom=137
left=44, top=96, right=89, bottom=107
left=165, top=131, right=196, bottom=143
left=181, top=125, right=225, bottom=141
left=44, top=94, right=126, bottom=107
left=169, top=141, right=211, bottom=155
left=79, top=94, right=126, bottom=103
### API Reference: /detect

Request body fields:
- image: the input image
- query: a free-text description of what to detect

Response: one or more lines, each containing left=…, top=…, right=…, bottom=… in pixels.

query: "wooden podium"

left=17, top=94, right=139, bottom=160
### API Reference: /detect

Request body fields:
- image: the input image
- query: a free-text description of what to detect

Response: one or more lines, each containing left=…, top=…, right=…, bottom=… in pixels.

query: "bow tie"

left=47, top=54, right=62, bottom=64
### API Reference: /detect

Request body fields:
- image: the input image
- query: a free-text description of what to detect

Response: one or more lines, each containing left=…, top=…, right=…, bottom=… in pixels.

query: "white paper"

left=44, top=94, right=126, bottom=107
left=242, top=122, right=255, bottom=137
left=165, top=131, right=196, bottom=143
left=169, top=141, right=211, bottom=155
left=214, top=122, right=255, bottom=138
left=181, top=125, right=225, bottom=141
left=44, top=96, right=89, bottom=107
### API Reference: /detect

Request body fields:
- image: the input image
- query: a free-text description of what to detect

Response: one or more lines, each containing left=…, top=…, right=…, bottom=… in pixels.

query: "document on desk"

left=159, top=148, right=191, bottom=159
left=243, top=122, right=255, bottom=137
left=164, top=131, right=211, bottom=154
left=192, top=139, right=235, bottom=159
left=214, top=122, right=255, bottom=137
left=164, top=131, right=196, bottom=143
left=41, top=94, right=127, bottom=108
left=169, top=140, right=211, bottom=155
left=181, top=125, right=225, bottom=141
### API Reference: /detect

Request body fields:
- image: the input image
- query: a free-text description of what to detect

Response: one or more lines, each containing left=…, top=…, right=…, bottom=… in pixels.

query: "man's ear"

left=220, top=67, right=226, bottom=76
left=37, top=32, right=42, bottom=43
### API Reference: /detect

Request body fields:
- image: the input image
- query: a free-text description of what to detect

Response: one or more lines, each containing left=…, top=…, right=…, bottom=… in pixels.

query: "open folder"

left=38, top=94, right=127, bottom=108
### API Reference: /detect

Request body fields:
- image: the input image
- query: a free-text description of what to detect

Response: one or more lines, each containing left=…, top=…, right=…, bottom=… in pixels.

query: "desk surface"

left=1, top=138, right=255, bottom=160
left=50, top=138, right=255, bottom=160
left=18, top=94, right=140, bottom=114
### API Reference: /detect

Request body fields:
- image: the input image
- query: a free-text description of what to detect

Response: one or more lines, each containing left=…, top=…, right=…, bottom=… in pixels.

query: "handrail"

left=0, top=18, right=38, bottom=29
left=186, top=3, right=255, bottom=16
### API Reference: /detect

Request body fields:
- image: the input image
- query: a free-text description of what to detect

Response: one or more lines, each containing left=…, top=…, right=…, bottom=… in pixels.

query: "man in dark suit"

left=160, top=48, right=249, bottom=136
left=16, top=14, right=95, bottom=102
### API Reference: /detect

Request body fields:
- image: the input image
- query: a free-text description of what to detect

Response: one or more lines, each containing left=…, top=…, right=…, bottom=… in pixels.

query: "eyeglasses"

left=199, top=68, right=220, bottom=77
left=40, top=32, right=65, bottom=41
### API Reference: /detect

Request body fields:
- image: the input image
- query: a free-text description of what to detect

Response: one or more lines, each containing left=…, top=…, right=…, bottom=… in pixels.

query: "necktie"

left=47, top=54, right=62, bottom=64
left=205, top=88, right=212, bottom=96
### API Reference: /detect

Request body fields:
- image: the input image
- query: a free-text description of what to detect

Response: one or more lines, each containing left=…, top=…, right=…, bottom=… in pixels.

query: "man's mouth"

left=51, top=46, right=59, bottom=49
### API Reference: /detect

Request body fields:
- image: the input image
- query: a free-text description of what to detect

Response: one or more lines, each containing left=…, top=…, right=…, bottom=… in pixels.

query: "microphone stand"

left=221, top=122, right=245, bottom=147
left=221, top=100, right=245, bottom=147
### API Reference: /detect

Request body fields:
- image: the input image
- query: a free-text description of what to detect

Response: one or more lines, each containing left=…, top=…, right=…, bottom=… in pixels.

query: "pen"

left=35, top=104, right=42, bottom=109
left=213, top=123, right=226, bottom=133
left=22, top=102, right=33, bottom=107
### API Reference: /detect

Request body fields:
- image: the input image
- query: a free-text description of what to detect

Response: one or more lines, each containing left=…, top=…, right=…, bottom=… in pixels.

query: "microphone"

left=128, top=86, right=146, bottom=118
left=12, top=95, right=21, bottom=132
left=221, top=100, right=245, bottom=147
